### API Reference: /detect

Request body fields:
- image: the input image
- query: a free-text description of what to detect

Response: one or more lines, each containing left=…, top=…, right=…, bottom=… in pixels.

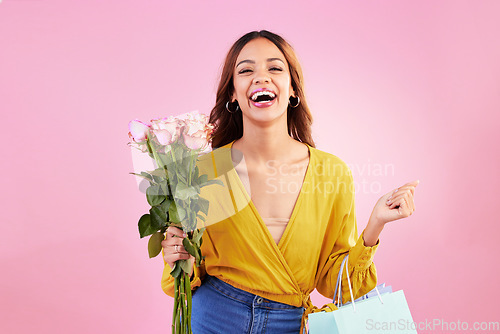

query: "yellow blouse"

left=161, top=140, right=379, bottom=332
left=262, top=217, right=290, bottom=244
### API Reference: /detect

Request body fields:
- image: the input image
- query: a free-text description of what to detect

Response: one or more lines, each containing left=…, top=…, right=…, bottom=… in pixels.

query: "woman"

left=161, top=30, right=419, bottom=333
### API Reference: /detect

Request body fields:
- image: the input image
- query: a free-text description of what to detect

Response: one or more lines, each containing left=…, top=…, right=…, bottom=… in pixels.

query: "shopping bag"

left=354, top=283, right=392, bottom=302
left=308, top=255, right=417, bottom=334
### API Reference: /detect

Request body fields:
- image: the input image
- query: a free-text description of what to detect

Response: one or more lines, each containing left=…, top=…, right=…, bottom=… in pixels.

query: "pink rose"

left=128, top=119, right=150, bottom=142
left=150, top=116, right=185, bottom=146
left=181, top=112, right=214, bottom=150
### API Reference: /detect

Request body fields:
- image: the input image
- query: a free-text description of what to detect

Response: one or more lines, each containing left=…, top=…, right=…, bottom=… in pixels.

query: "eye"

left=238, top=67, right=283, bottom=74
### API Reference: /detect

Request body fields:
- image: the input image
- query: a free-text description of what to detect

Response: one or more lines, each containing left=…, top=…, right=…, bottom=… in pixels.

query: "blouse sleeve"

left=315, top=171, right=379, bottom=305
left=160, top=247, right=207, bottom=298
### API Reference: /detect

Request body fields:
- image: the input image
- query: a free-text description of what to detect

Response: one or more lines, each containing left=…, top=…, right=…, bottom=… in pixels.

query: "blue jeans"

left=191, top=274, right=306, bottom=334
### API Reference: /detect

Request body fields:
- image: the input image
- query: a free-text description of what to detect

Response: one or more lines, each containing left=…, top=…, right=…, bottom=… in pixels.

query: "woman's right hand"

left=161, top=226, right=195, bottom=276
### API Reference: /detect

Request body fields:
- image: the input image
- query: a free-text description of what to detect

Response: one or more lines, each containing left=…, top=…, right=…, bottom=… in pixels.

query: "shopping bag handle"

left=334, top=255, right=356, bottom=311
left=333, top=254, right=384, bottom=312
left=333, top=254, right=347, bottom=306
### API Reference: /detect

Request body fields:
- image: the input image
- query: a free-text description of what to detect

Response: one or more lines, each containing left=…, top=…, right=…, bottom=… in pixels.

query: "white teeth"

left=250, top=91, right=276, bottom=101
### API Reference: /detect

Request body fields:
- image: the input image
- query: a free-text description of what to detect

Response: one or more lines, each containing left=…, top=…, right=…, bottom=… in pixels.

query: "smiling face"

left=232, top=37, right=295, bottom=123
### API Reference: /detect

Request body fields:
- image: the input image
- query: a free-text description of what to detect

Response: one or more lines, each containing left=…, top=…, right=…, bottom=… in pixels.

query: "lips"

left=246, top=87, right=278, bottom=108
left=249, top=88, right=277, bottom=101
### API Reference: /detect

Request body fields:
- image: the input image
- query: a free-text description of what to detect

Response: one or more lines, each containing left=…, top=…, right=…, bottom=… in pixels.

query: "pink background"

left=1, top=0, right=499, bottom=333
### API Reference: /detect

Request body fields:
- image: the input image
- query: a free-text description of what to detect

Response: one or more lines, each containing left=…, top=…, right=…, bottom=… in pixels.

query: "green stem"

left=180, top=273, right=186, bottom=334
left=173, top=276, right=179, bottom=334
left=147, top=137, right=164, bottom=169
left=188, top=153, right=192, bottom=186
left=169, top=144, right=177, bottom=169
left=175, top=277, right=181, bottom=333
left=185, top=270, right=192, bottom=334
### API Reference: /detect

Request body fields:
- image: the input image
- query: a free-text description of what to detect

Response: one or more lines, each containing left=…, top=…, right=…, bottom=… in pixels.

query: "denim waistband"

left=203, top=274, right=304, bottom=311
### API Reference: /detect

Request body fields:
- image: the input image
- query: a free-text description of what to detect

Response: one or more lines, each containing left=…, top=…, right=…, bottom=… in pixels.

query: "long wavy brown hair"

left=209, top=30, right=315, bottom=149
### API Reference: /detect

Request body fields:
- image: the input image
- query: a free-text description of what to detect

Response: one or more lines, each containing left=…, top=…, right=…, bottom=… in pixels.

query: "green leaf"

left=169, top=203, right=186, bottom=223
left=176, top=170, right=188, bottom=184
left=150, top=206, right=166, bottom=230
left=175, top=183, right=198, bottom=201
left=204, top=179, right=224, bottom=187
left=196, top=249, right=204, bottom=267
left=196, top=197, right=210, bottom=216
left=197, top=174, right=208, bottom=186
left=146, top=185, right=164, bottom=206
left=138, top=214, right=155, bottom=238
left=177, top=205, right=186, bottom=221
left=160, top=198, right=172, bottom=214
left=168, top=203, right=180, bottom=223
left=192, top=227, right=205, bottom=245
left=170, top=261, right=182, bottom=278
left=182, top=238, right=197, bottom=257
left=149, top=168, right=167, bottom=178
left=178, top=162, right=188, bottom=178
left=129, top=172, right=153, bottom=182
left=179, top=259, right=193, bottom=275
left=159, top=181, right=171, bottom=197
left=148, top=231, right=164, bottom=258
left=158, top=153, right=172, bottom=169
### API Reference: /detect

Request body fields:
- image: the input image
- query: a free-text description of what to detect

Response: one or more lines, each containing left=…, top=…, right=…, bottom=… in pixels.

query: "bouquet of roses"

left=128, top=111, right=222, bottom=334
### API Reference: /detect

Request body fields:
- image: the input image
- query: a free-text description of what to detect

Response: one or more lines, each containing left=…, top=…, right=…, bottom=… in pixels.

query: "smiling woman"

left=208, top=30, right=314, bottom=149
left=160, top=30, right=418, bottom=334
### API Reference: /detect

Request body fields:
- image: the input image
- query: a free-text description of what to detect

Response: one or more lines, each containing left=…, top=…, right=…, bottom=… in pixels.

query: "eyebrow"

left=236, top=58, right=285, bottom=68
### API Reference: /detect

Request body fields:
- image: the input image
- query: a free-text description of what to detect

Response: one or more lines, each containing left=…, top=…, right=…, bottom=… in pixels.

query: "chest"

left=234, top=158, right=309, bottom=220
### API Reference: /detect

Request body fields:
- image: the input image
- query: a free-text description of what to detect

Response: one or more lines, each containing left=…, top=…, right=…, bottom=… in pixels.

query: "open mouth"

left=250, top=90, right=277, bottom=103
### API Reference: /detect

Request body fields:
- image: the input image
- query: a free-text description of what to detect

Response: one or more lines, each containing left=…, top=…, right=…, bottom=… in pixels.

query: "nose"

left=252, top=67, right=271, bottom=84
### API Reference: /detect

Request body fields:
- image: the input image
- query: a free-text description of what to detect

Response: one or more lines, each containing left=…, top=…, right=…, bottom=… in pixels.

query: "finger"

left=163, top=246, right=189, bottom=263
left=164, top=252, right=192, bottom=267
left=396, top=188, right=416, bottom=213
left=391, top=185, right=415, bottom=199
left=166, top=226, right=187, bottom=239
left=175, top=244, right=189, bottom=254
left=386, top=193, right=404, bottom=207
left=408, top=192, right=415, bottom=213
left=402, top=192, right=414, bottom=214
left=404, top=180, right=420, bottom=188
left=176, top=253, right=192, bottom=261
left=391, top=180, right=419, bottom=198
left=161, top=237, right=188, bottom=250
left=388, top=194, right=407, bottom=209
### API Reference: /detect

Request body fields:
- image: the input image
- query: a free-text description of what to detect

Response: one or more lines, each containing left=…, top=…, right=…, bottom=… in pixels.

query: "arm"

left=315, top=171, right=379, bottom=304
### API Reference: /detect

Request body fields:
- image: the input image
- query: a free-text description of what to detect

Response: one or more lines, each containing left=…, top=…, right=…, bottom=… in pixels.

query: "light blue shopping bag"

left=308, top=255, right=417, bottom=334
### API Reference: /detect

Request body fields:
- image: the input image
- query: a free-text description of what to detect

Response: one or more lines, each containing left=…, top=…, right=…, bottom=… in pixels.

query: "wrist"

left=368, top=213, right=386, bottom=228
left=363, top=215, right=385, bottom=247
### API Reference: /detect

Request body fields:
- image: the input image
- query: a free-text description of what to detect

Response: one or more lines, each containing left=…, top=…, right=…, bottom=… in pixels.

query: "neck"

left=233, top=131, right=299, bottom=165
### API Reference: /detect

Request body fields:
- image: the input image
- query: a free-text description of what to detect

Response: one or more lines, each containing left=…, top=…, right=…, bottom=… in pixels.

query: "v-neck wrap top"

left=161, top=140, right=379, bottom=332
left=262, top=217, right=290, bottom=244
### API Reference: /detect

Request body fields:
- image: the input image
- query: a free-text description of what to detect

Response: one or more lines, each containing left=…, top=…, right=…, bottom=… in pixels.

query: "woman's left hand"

left=371, top=180, right=420, bottom=225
